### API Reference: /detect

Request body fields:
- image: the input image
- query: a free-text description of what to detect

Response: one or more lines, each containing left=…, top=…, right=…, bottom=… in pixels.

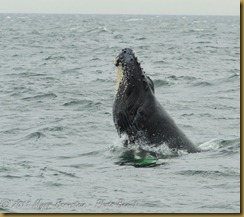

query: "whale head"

left=114, top=48, right=154, bottom=97
left=113, top=48, right=155, bottom=136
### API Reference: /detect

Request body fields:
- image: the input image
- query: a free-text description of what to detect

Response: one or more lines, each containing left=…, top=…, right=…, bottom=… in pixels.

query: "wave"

left=8, top=72, right=47, bottom=77
left=197, top=41, right=211, bottom=44
left=24, top=131, right=46, bottom=141
left=62, top=99, right=102, bottom=108
left=177, top=169, right=239, bottom=178
left=166, top=75, right=197, bottom=81
left=225, top=73, right=240, bottom=81
left=124, top=18, right=143, bottom=22
left=113, top=34, right=123, bottom=39
left=22, top=93, right=57, bottom=101
left=5, top=131, right=47, bottom=145
left=153, top=75, right=198, bottom=87
left=46, top=168, right=78, bottom=178
left=42, top=126, right=64, bottom=132
left=153, top=60, right=167, bottom=64
left=199, top=138, right=240, bottom=155
left=86, top=26, right=109, bottom=34
left=1, top=175, right=22, bottom=179
left=57, top=149, right=103, bottom=160
left=0, top=207, right=14, bottom=214
left=136, top=37, right=146, bottom=41
left=61, top=67, right=82, bottom=74
left=192, top=81, right=213, bottom=87
left=44, top=56, right=66, bottom=61
left=153, top=79, right=170, bottom=87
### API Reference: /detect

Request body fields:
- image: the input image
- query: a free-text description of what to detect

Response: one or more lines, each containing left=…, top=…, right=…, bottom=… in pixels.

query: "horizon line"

left=0, top=12, right=240, bottom=16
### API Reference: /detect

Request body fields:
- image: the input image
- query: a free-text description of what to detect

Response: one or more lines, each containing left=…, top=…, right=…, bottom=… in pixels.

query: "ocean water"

left=0, top=14, right=240, bottom=213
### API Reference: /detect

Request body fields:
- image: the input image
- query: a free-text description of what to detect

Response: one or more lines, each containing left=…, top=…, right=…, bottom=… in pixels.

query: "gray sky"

left=0, top=0, right=240, bottom=15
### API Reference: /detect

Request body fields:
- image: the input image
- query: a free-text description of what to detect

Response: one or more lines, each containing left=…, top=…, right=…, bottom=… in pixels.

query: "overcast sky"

left=0, top=0, right=240, bottom=16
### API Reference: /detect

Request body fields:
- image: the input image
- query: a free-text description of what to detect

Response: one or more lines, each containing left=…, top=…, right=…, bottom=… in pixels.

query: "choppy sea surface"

left=0, top=14, right=240, bottom=213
